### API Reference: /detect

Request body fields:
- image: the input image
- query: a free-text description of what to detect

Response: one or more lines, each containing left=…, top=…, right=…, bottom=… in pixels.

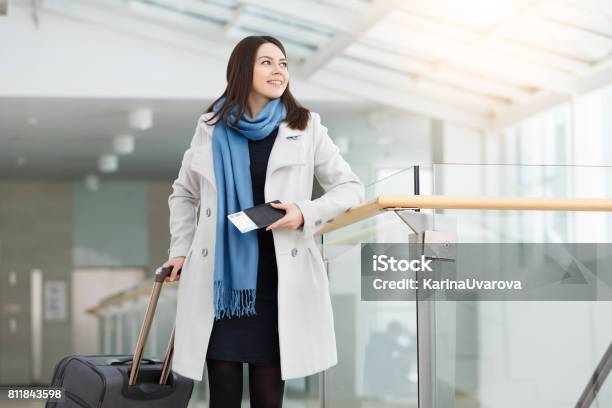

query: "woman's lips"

left=267, top=80, right=283, bottom=87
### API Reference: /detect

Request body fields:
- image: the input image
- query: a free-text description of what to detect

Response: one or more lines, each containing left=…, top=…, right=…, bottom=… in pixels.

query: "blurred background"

left=2, top=0, right=612, bottom=407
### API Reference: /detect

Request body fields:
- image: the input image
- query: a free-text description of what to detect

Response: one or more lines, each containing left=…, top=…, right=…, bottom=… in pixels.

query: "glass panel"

left=432, top=164, right=612, bottom=243
left=427, top=164, right=612, bottom=408
left=592, top=359, right=612, bottom=407
left=324, top=167, right=419, bottom=408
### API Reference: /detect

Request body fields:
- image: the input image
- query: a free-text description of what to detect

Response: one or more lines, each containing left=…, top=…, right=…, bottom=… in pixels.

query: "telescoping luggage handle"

left=128, top=265, right=181, bottom=386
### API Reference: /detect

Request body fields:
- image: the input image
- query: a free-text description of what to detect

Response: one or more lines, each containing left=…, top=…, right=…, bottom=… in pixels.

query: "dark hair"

left=204, top=35, right=310, bottom=131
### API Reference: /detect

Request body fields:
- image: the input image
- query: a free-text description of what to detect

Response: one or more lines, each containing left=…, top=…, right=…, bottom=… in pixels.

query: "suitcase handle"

left=154, top=265, right=182, bottom=282
left=109, top=357, right=159, bottom=366
left=128, top=266, right=182, bottom=386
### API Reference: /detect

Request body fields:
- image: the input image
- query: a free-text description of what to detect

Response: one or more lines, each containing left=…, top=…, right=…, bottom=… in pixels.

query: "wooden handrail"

left=315, top=195, right=612, bottom=235
left=86, top=282, right=178, bottom=315
left=88, top=194, right=612, bottom=313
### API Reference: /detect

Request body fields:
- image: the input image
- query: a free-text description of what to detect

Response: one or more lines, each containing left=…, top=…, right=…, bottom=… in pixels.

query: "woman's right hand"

left=162, top=256, right=185, bottom=282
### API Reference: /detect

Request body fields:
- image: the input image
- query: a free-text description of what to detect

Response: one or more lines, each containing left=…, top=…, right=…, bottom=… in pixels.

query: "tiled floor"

left=188, top=398, right=418, bottom=408
left=189, top=398, right=319, bottom=408
left=0, top=395, right=421, bottom=407
left=0, top=399, right=317, bottom=408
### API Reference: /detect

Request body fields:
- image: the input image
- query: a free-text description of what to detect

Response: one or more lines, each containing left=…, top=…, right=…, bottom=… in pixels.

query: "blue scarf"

left=211, top=97, right=287, bottom=319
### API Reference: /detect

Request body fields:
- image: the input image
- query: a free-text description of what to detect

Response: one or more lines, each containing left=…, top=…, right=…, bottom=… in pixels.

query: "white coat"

left=168, top=110, right=365, bottom=381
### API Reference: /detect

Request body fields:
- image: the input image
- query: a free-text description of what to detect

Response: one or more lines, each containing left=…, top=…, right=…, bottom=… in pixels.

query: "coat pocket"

left=307, top=242, right=329, bottom=288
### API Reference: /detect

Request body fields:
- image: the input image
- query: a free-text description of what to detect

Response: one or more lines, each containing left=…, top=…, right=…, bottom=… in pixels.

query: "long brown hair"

left=204, top=35, right=310, bottom=130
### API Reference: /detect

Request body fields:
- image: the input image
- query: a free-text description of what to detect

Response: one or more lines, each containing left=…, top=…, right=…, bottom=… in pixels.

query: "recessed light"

left=98, top=154, right=118, bottom=173
left=84, top=175, right=99, bottom=192
left=129, top=108, right=153, bottom=131
left=113, top=135, right=135, bottom=155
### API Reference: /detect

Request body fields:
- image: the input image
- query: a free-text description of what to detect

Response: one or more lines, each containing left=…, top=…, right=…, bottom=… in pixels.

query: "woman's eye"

left=261, top=60, right=287, bottom=68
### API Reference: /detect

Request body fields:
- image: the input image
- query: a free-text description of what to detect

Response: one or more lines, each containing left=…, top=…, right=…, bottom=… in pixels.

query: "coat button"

left=315, top=219, right=322, bottom=226
left=206, top=208, right=211, bottom=217
left=291, top=248, right=298, bottom=257
left=201, top=248, right=208, bottom=257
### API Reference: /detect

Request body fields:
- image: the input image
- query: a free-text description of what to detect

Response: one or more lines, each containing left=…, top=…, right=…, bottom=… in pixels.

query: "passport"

left=227, top=200, right=286, bottom=233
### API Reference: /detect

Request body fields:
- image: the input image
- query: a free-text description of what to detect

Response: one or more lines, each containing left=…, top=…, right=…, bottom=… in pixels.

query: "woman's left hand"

left=266, top=202, right=304, bottom=231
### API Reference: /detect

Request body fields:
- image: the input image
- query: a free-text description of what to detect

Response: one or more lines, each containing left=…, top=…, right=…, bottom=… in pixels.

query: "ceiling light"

left=129, top=108, right=153, bottom=131
left=84, top=175, right=99, bottom=192
left=16, top=157, right=26, bottom=166
left=98, top=154, right=118, bottom=173
left=113, top=134, right=135, bottom=155
left=27, top=117, right=38, bottom=126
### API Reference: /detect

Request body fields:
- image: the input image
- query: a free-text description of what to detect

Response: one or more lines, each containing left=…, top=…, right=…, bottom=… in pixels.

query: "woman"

left=164, top=35, right=364, bottom=407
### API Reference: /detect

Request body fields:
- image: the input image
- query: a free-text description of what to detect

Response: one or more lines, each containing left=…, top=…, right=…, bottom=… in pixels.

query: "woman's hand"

left=162, top=256, right=185, bottom=282
left=266, top=202, right=304, bottom=231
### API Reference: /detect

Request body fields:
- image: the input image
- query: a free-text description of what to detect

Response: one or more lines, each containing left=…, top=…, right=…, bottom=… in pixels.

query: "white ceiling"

left=4, top=0, right=612, bottom=179
left=28, top=0, right=612, bottom=128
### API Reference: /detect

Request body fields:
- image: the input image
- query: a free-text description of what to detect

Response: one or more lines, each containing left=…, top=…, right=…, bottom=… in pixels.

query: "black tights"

left=206, top=358, right=285, bottom=408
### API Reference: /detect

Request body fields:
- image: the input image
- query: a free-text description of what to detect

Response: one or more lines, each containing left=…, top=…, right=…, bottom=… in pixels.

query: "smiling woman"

left=165, top=34, right=365, bottom=408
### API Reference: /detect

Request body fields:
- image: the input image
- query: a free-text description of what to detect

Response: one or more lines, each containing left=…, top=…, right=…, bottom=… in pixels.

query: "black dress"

left=205, top=127, right=281, bottom=366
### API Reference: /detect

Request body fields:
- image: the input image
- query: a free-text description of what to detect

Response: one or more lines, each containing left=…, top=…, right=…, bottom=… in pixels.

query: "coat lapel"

left=266, top=121, right=306, bottom=178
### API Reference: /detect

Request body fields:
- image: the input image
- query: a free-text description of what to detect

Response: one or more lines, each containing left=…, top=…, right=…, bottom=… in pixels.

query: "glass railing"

left=322, top=166, right=420, bottom=408
left=576, top=341, right=612, bottom=408
left=89, top=166, right=422, bottom=408
left=90, top=163, right=612, bottom=408
left=423, top=164, right=612, bottom=408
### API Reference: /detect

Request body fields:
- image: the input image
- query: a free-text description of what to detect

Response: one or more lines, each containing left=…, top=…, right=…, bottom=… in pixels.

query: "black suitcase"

left=46, top=266, right=194, bottom=407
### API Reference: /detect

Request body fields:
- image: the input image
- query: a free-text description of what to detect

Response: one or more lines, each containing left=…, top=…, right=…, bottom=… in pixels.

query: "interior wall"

left=0, top=181, right=72, bottom=384
left=73, top=181, right=149, bottom=268
left=0, top=180, right=170, bottom=384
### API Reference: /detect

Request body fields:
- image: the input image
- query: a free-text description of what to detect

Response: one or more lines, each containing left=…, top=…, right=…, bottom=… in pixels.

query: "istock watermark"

left=372, top=254, right=433, bottom=272
left=361, top=243, right=612, bottom=301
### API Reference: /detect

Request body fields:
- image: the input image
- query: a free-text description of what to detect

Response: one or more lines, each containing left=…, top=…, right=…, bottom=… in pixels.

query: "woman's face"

left=251, top=42, right=289, bottom=100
